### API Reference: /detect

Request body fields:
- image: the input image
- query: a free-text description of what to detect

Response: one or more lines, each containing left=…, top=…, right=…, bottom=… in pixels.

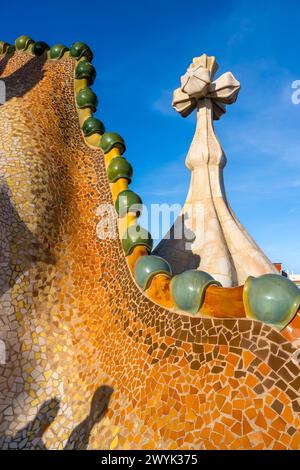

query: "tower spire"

left=155, top=54, right=277, bottom=287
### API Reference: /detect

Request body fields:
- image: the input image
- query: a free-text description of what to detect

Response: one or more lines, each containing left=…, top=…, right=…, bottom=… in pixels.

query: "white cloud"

left=152, top=89, right=176, bottom=117
left=226, top=18, right=255, bottom=48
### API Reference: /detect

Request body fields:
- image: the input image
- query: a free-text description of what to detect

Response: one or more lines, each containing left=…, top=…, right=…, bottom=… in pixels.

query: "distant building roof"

left=287, top=273, right=300, bottom=287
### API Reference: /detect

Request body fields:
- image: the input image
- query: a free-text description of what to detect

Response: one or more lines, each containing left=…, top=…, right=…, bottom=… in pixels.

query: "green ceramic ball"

left=15, top=35, right=33, bottom=51
left=70, top=42, right=93, bottom=62
left=76, top=88, right=98, bottom=112
left=49, top=44, right=68, bottom=60
left=171, top=269, right=221, bottom=315
left=115, top=190, right=142, bottom=217
left=122, top=225, right=153, bottom=256
left=0, top=41, right=10, bottom=54
left=75, top=60, right=96, bottom=85
left=243, top=274, right=300, bottom=330
left=107, top=157, right=133, bottom=183
left=99, top=132, right=126, bottom=155
left=32, top=41, right=50, bottom=56
left=134, top=255, right=172, bottom=290
left=82, top=117, right=105, bottom=136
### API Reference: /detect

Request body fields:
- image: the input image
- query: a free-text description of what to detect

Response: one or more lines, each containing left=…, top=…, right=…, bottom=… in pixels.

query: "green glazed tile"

left=243, top=274, right=300, bottom=330
left=171, top=269, right=221, bottom=315
left=134, top=255, right=172, bottom=290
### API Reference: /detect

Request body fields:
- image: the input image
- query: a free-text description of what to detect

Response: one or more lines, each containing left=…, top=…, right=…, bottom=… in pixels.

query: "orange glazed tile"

left=243, top=418, right=253, bottom=435
left=245, top=375, right=259, bottom=388
left=211, top=431, right=223, bottom=445
left=258, top=363, right=271, bottom=375
left=241, top=436, right=251, bottom=448
left=272, top=442, right=287, bottom=450
left=216, top=395, right=226, bottom=409
left=231, top=422, right=242, bottom=436
left=291, top=433, right=300, bottom=449
left=281, top=406, right=294, bottom=424
left=272, top=417, right=286, bottom=432
left=205, top=441, right=217, bottom=450
left=227, top=353, right=240, bottom=366
left=219, top=385, right=231, bottom=396
left=224, top=429, right=235, bottom=446
left=261, top=432, right=274, bottom=448
left=214, top=422, right=225, bottom=435
left=200, top=427, right=211, bottom=439
left=248, top=431, right=265, bottom=448
left=255, top=411, right=268, bottom=429
left=222, top=402, right=233, bottom=415
left=221, top=416, right=236, bottom=427
left=252, top=443, right=266, bottom=450
left=225, top=364, right=235, bottom=376
left=281, top=433, right=292, bottom=447
left=242, top=350, right=256, bottom=368
left=268, top=428, right=281, bottom=440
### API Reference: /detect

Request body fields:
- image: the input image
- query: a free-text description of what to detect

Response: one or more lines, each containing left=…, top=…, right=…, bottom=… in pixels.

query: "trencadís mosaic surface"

left=0, top=37, right=300, bottom=450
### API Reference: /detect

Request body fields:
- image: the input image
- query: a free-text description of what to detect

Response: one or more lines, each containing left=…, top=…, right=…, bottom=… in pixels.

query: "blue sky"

left=1, top=0, right=300, bottom=271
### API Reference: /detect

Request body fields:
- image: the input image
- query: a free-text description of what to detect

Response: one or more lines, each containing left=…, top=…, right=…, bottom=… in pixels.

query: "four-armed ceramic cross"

left=155, top=54, right=277, bottom=287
